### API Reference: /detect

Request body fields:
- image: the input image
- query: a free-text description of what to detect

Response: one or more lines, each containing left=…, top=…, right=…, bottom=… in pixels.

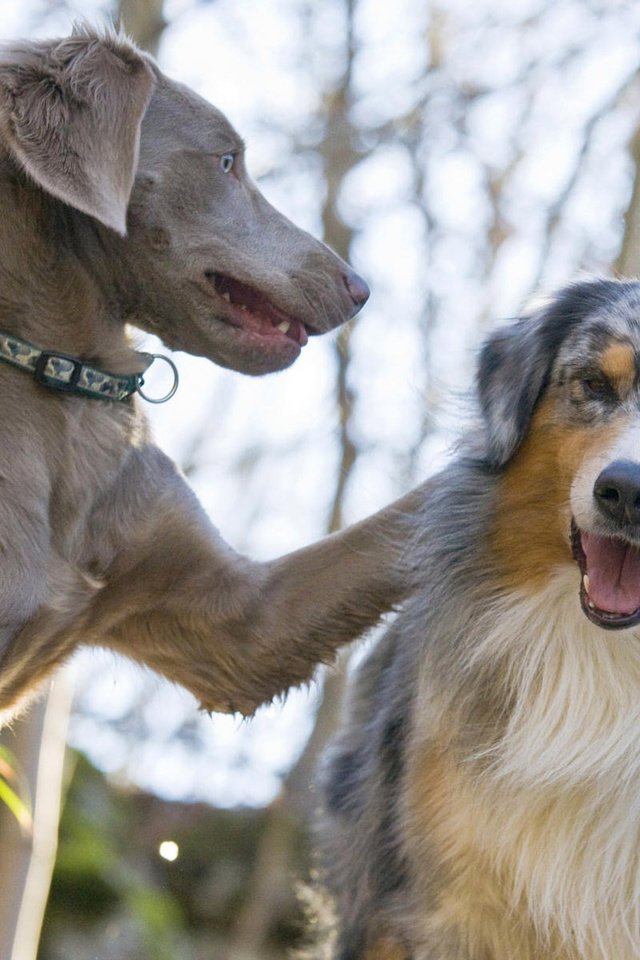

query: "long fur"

left=321, top=278, right=640, bottom=960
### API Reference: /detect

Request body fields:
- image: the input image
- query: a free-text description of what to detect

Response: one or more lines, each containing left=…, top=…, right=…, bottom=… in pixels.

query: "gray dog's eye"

left=220, top=153, right=235, bottom=173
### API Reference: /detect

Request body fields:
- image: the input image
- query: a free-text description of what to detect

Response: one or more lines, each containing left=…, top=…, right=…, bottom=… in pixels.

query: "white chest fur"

left=466, top=570, right=640, bottom=957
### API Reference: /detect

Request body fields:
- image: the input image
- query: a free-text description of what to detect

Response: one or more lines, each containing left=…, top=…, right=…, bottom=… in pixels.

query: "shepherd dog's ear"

left=0, top=26, right=156, bottom=235
left=477, top=279, right=628, bottom=468
left=476, top=313, right=555, bottom=469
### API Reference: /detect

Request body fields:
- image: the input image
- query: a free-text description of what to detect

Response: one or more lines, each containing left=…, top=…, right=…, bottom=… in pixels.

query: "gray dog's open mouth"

left=571, top=519, right=640, bottom=629
left=205, top=272, right=310, bottom=348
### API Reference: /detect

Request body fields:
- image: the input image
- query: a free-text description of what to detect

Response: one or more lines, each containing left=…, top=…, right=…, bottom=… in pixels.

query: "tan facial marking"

left=600, top=341, right=636, bottom=397
left=492, top=395, right=626, bottom=591
left=364, top=940, right=410, bottom=960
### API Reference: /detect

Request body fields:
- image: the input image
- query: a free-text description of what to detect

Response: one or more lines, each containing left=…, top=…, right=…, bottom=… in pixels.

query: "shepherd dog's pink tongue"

left=582, top=532, right=640, bottom=614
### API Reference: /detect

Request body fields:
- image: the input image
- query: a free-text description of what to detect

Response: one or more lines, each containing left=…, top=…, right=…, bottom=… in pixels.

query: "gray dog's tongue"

left=581, top=532, right=640, bottom=614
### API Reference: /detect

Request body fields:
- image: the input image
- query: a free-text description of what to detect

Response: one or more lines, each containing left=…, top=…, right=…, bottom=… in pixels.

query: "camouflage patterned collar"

left=0, top=331, right=153, bottom=402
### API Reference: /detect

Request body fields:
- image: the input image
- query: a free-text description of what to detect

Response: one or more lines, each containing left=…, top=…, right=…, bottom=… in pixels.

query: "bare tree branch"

left=220, top=4, right=373, bottom=955
left=535, top=71, right=640, bottom=290
left=616, top=120, right=640, bottom=277
left=118, top=0, right=166, bottom=57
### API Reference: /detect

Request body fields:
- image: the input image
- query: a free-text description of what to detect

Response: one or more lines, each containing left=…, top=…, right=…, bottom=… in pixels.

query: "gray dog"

left=0, top=26, right=422, bottom=724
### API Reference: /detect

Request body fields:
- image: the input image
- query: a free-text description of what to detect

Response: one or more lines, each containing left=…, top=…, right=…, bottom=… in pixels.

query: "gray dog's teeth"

left=276, top=321, right=291, bottom=333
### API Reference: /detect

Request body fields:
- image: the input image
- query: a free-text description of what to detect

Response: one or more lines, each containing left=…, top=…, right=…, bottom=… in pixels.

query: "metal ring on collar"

left=135, top=354, right=180, bottom=404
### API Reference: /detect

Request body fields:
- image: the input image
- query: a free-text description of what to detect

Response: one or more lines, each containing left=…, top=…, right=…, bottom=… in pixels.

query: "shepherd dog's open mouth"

left=572, top=519, right=640, bottom=629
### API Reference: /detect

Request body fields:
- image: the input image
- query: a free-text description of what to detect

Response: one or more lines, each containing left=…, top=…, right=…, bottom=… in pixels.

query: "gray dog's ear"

left=0, top=28, right=156, bottom=235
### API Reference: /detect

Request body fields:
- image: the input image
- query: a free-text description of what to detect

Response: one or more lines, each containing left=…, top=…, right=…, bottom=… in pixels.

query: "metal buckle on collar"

left=33, top=350, right=83, bottom=392
left=135, top=353, right=180, bottom=404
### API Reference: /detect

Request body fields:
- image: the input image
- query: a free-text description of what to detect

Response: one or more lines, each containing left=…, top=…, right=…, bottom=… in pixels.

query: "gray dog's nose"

left=345, top=271, right=370, bottom=310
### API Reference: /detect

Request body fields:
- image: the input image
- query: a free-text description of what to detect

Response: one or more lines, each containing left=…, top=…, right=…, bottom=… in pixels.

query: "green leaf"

left=0, top=746, right=21, bottom=785
left=0, top=775, right=32, bottom=834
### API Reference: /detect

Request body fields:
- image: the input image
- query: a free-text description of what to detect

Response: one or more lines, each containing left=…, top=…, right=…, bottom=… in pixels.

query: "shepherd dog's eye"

left=583, top=376, right=611, bottom=400
left=220, top=153, right=235, bottom=173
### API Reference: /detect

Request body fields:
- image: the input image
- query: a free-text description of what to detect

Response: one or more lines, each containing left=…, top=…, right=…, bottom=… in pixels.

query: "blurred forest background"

left=1, top=0, right=640, bottom=957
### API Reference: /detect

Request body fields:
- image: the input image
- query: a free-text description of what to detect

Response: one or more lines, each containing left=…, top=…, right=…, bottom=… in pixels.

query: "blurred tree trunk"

left=0, top=683, right=73, bottom=960
left=118, top=0, right=166, bottom=56
left=0, top=6, right=168, bottom=959
left=615, top=126, right=640, bottom=278
left=221, top=4, right=363, bottom=958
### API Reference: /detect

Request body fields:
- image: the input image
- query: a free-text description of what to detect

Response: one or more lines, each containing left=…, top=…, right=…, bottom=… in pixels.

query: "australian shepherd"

left=321, top=279, right=640, bottom=960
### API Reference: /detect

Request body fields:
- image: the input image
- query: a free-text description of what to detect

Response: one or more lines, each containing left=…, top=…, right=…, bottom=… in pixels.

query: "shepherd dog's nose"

left=594, top=459, right=640, bottom=526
